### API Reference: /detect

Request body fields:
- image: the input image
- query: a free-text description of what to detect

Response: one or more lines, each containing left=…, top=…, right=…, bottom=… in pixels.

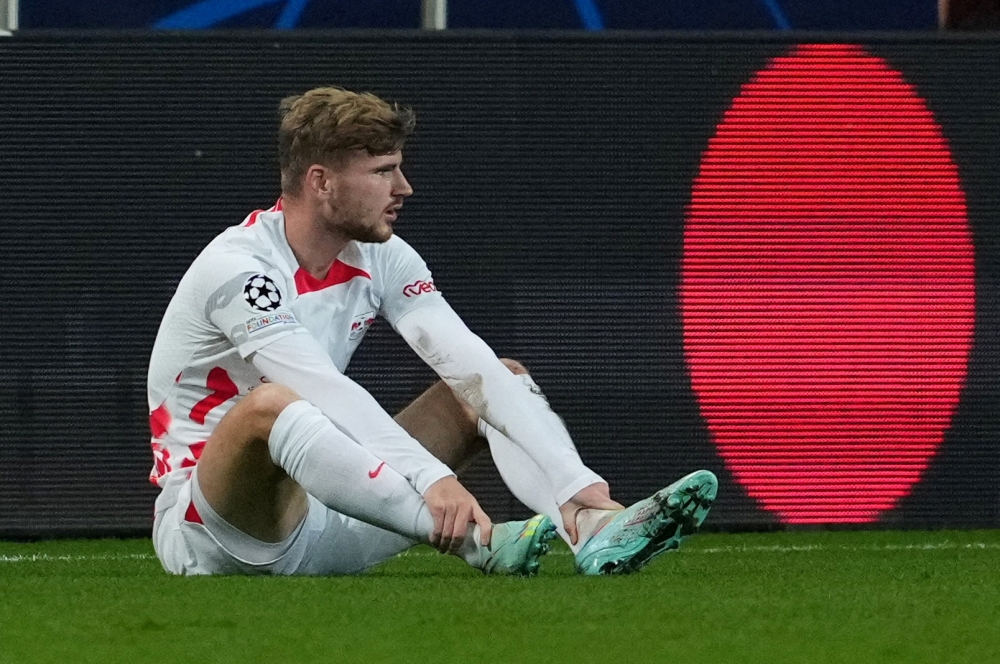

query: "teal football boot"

left=575, top=470, right=718, bottom=575
left=480, top=514, right=557, bottom=576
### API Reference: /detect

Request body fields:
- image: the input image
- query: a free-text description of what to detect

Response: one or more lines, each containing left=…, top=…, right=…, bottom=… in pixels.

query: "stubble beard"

left=328, top=207, right=393, bottom=244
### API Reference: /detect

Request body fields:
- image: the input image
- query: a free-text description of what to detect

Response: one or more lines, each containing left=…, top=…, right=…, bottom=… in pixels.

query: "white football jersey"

left=147, top=200, right=443, bottom=492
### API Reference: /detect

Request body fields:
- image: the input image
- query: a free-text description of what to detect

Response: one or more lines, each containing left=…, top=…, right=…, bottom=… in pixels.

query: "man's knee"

left=499, top=358, right=528, bottom=375
left=198, top=383, right=304, bottom=499
left=237, top=383, right=302, bottom=441
left=197, top=382, right=308, bottom=543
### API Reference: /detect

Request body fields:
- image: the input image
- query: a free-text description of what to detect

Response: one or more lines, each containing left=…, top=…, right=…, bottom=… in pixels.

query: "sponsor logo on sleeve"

left=402, top=279, right=437, bottom=298
left=245, top=312, right=297, bottom=335
left=349, top=311, right=376, bottom=340
left=243, top=274, right=282, bottom=312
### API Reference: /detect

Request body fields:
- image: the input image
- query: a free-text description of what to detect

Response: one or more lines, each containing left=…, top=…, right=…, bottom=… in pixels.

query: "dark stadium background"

left=0, top=33, right=998, bottom=537
left=20, top=0, right=935, bottom=30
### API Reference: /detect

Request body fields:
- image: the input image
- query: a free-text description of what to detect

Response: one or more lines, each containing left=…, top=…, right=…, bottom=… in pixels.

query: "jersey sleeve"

left=374, top=235, right=445, bottom=327
left=193, top=251, right=302, bottom=359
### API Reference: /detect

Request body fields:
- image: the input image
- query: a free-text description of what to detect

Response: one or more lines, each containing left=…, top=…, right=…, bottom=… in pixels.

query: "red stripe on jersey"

left=178, top=442, right=207, bottom=470
left=244, top=209, right=264, bottom=227
left=149, top=403, right=171, bottom=439
left=184, top=501, right=204, bottom=525
left=243, top=199, right=282, bottom=226
left=150, top=442, right=171, bottom=484
left=190, top=368, right=239, bottom=425
left=295, top=261, right=371, bottom=294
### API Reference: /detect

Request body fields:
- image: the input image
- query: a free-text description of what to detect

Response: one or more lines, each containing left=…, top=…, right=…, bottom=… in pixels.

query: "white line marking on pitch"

left=0, top=553, right=155, bottom=563
left=693, top=542, right=1000, bottom=554
left=2, top=541, right=999, bottom=564
left=398, top=541, right=1000, bottom=557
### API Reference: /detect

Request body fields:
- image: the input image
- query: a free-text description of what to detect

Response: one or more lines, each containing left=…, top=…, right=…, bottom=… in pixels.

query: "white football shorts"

left=152, top=467, right=415, bottom=575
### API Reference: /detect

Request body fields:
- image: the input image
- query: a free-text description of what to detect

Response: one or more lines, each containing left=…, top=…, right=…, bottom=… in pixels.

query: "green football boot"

left=575, top=470, right=718, bottom=576
left=480, top=514, right=557, bottom=576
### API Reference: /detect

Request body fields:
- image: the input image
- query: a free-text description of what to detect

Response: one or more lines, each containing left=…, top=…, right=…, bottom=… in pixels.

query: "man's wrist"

left=415, top=466, right=457, bottom=496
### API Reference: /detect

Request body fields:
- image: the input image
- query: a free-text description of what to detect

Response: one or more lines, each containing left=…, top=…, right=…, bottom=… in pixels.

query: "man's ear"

left=305, top=164, right=333, bottom=197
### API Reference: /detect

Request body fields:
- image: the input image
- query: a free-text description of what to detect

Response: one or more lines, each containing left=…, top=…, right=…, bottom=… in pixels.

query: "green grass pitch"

left=1, top=530, right=999, bottom=663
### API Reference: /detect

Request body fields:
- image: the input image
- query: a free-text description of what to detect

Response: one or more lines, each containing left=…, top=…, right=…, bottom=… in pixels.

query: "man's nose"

left=395, top=172, right=413, bottom=197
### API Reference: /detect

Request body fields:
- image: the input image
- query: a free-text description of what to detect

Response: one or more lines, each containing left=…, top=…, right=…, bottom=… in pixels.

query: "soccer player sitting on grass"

left=147, top=86, right=718, bottom=576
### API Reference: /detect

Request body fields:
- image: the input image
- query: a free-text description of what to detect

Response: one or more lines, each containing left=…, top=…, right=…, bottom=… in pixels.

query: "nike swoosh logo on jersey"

left=368, top=462, right=387, bottom=479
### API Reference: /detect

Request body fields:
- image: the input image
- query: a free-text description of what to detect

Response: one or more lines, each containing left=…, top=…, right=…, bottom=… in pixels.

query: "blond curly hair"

left=278, top=86, right=416, bottom=193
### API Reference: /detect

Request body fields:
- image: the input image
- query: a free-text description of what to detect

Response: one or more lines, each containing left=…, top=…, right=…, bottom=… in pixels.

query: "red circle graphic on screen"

left=682, top=44, right=975, bottom=524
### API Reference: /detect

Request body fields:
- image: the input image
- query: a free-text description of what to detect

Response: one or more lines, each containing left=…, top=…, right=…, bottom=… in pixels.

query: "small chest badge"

left=349, top=311, right=376, bottom=341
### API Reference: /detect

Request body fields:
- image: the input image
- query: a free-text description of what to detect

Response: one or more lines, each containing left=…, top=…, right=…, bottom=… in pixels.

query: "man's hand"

left=422, top=476, right=492, bottom=554
left=559, top=482, right=624, bottom=545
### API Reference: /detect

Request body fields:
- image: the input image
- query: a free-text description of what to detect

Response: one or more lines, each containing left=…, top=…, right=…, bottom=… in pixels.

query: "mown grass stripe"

left=3, top=540, right=999, bottom=564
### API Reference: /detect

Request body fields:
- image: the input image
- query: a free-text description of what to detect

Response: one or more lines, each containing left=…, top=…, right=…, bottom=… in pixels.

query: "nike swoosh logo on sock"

left=368, top=462, right=387, bottom=479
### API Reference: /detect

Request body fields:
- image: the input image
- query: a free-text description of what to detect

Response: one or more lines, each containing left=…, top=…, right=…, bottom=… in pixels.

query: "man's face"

left=321, top=150, right=413, bottom=244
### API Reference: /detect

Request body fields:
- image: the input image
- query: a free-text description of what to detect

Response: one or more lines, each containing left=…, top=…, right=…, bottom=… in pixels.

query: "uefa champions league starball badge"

left=243, top=274, right=282, bottom=312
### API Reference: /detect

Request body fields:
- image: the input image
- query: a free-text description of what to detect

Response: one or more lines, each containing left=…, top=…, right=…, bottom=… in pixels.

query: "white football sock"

left=479, top=418, right=560, bottom=525
left=269, top=400, right=435, bottom=541
left=478, top=374, right=607, bottom=554
left=481, top=418, right=617, bottom=554
left=455, top=523, right=487, bottom=566
left=269, top=400, right=487, bottom=566
left=572, top=508, right=619, bottom=548
left=512, top=373, right=606, bottom=506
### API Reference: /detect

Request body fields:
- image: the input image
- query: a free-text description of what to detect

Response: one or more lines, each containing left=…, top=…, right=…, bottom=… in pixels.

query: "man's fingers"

left=472, top=505, right=492, bottom=547
left=439, top=505, right=457, bottom=553
left=429, top=506, right=445, bottom=549
left=421, top=477, right=492, bottom=555
left=449, top=506, right=471, bottom=554
left=564, top=518, right=579, bottom=546
left=558, top=502, right=581, bottom=545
